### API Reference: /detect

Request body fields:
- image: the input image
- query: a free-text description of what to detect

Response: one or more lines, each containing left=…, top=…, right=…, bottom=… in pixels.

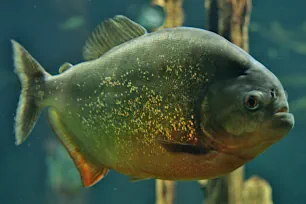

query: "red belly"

left=111, top=145, right=248, bottom=180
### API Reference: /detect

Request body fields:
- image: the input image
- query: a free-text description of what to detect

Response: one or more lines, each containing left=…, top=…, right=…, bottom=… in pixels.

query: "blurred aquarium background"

left=0, top=0, right=305, bottom=204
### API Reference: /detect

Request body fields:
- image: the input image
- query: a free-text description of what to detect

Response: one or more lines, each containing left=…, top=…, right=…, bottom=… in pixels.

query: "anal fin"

left=47, top=108, right=109, bottom=187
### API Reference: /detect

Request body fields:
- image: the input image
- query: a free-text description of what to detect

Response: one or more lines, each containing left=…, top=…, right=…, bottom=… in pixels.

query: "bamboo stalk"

left=152, top=1, right=185, bottom=204
left=152, top=1, right=273, bottom=204
left=242, top=176, right=273, bottom=204
left=156, top=180, right=165, bottom=204
left=155, top=180, right=176, bottom=204
left=202, top=1, right=274, bottom=204
left=153, top=0, right=184, bottom=29
left=203, top=0, right=252, bottom=204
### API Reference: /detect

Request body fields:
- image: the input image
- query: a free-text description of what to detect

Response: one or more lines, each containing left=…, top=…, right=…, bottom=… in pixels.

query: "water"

left=0, top=0, right=305, bottom=203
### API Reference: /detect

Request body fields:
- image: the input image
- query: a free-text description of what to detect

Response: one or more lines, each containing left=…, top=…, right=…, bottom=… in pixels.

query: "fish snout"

left=273, top=89, right=290, bottom=114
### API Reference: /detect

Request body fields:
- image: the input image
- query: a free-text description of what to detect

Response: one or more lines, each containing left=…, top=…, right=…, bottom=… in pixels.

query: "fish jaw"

left=271, top=93, right=294, bottom=136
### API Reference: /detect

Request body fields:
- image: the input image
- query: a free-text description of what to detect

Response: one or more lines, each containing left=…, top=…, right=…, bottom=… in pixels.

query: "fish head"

left=201, top=58, right=294, bottom=159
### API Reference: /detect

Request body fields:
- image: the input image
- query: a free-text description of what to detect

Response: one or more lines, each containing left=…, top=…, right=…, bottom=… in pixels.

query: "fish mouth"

left=274, top=106, right=289, bottom=114
left=272, top=106, right=294, bottom=131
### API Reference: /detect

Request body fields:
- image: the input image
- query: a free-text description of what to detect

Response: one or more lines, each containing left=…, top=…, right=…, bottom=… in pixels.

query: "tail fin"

left=11, top=40, right=51, bottom=145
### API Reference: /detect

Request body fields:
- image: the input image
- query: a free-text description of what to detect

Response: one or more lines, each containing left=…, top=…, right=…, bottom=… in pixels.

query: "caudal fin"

left=11, top=40, right=51, bottom=145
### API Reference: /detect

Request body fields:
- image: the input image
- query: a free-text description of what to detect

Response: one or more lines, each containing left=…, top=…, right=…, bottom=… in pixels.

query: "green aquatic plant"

left=46, top=139, right=82, bottom=194
left=278, top=75, right=306, bottom=120
left=58, top=15, right=85, bottom=31
left=279, top=75, right=306, bottom=88
left=250, top=21, right=306, bottom=55
left=289, top=97, right=306, bottom=112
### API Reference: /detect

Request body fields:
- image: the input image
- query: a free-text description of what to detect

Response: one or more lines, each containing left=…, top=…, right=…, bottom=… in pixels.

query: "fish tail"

left=11, top=40, right=51, bottom=145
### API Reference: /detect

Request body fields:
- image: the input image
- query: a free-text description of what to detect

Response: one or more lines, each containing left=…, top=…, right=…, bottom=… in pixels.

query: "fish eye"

left=244, top=95, right=259, bottom=110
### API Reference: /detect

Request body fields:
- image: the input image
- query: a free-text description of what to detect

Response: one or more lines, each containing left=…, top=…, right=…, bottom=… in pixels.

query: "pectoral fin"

left=129, top=176, right=150, bottom=182
left=158, top=140, right=210, bottom=155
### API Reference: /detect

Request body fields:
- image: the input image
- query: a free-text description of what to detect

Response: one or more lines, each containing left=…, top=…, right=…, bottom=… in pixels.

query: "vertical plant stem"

left=152, top=1, right=185, bottom=203
left=203, top=0, right=252, bottom=203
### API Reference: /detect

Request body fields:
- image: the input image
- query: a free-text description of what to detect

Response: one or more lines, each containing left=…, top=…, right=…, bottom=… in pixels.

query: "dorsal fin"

left=82, top=15, right=147, bottom=61
left=59, top=62, right=73, bottom=73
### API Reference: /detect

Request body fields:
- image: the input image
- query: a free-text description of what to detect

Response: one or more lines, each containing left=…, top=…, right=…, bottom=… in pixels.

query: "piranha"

left=12, top=15, right=294, bottom=187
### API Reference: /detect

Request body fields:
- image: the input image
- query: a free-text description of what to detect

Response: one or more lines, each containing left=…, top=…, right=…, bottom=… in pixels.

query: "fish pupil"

left=248, top=97, right=256, bottom=106
left=246, top=95, right=258, bottom=109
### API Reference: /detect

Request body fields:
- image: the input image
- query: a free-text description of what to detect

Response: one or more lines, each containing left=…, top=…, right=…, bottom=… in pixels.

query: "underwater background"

left=0, top=0, right=305, bottom=203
